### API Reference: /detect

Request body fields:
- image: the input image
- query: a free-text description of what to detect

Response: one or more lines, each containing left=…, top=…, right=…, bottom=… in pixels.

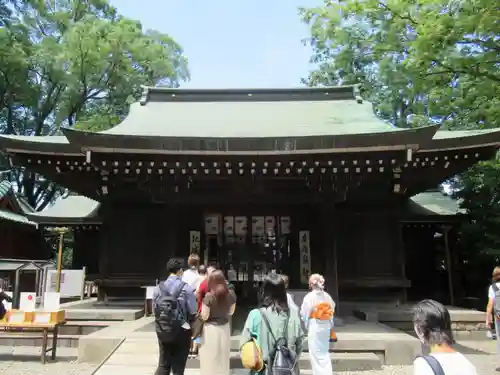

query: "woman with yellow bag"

left=300, top=274, right=336, bottom=375
left=240, top=273, right=305, bottom=374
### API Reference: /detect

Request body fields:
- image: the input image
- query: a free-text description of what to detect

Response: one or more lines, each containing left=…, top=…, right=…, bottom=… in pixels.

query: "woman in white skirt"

left=200, top=270, right=236, bottom=375
left=300, top=274, right=335, bottom=375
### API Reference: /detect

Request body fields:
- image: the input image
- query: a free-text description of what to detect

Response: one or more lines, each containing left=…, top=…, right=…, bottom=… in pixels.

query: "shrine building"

left=1, top=86, right=499, bottom=305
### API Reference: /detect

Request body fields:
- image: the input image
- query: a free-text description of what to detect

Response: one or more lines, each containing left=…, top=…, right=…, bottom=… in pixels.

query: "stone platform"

left=349, top=302, right=487, bottom=339
left=61, top=298, right=144, bottom=321
left=83, top=315, right=421, bottom=374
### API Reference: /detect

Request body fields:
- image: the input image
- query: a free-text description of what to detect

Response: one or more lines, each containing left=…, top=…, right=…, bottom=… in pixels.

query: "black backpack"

left=154, top=282, right=186, bottom=342
left=260, top=309, right=297, bottom=375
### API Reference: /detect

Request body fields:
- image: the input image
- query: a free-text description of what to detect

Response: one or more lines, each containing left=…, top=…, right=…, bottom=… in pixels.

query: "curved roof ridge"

left=139, top=85, right=360, bottom=105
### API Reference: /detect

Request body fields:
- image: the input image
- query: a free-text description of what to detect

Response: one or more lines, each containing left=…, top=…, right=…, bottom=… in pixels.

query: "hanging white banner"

left=299, top=231, right=311, bottom=285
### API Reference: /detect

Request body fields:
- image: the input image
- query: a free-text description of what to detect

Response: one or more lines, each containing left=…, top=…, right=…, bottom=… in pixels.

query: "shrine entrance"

left=203, top=214, right=293, bottom=306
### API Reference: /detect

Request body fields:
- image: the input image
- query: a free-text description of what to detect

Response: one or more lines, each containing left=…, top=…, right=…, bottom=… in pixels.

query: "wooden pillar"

left=398, top=222, right=408, bottom=303
left=442, top=225, right=455, bottom=305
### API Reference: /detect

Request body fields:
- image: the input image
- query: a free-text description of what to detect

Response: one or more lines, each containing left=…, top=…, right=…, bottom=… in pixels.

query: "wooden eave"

left=0, top=135, right=81, bottom=155
left=420, top=129, right=500, bottom=151
left=61, top=125, right=438, bottom=155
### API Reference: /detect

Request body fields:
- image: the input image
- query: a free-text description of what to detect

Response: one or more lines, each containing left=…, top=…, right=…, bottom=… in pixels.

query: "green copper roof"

left=0, top=180, right=11, bottom=198
left=102, top=99, right=399, bottom=138
left=0, top=209, right=36, bottom=226
left=27, top=195, right=100, bottom=225
left=1, top=86, right=500, bottom=153
left=408, top=191, right=464, bottom=216
left=0, top=181, right=36, bottom=226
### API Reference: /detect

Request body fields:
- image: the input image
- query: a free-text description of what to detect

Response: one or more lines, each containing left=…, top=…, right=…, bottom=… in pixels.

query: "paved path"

left=93, top=337, right=500, bottom=375
left=0, top=340, right=496, bottom=375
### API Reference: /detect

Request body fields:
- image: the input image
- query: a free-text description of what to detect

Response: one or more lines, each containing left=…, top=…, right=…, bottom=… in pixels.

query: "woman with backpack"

left=300, top=273, right=335, bottom=375
left=199, top=270, right=236, bottom=375
left=240, top=273, right=304, bottom=375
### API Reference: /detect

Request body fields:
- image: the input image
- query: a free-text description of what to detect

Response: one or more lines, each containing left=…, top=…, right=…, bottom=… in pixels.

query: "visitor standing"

left=199, top=270, right=237, bottom=375
left=196, top=265, right=216, bottom=309
left=182, top=254, right=201, bottom=289
left=300, top=273, right=335, bottom=375
left=196, top=265, right=207, bottom=291
left=413, top=299, right=477, bottom=375
left=281, top=274, right=299, bottom=311
left=190, top=264, right=208, bottom=358
left=153, top=258, right=197, bottom=375
left=487, top=267, right=500, bottom=355
left=240, top=273, right=304, bottom=375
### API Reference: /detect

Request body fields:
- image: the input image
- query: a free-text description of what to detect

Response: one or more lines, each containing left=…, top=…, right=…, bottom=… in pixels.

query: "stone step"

left=187, top=352, right=382, bottom=372
left=60, top=320, right=120, bottom=335
left=107, top=350, right=382, bottom=372
left=96, top=366, right=374, bottom=375
left=0, top=334, right=80, bottom=348
left=229, top=337, right=385, bottom=353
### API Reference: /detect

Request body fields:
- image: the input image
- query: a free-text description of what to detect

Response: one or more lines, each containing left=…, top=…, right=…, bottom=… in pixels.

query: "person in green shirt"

left=240, top=273, right=305, bottom=374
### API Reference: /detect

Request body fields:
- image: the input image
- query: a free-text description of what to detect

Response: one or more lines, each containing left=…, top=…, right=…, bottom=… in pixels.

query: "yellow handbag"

left=240, top=338, right=264, bottom=372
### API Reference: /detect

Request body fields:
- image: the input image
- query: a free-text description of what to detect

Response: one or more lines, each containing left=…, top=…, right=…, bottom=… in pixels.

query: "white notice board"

left=45, top=269, right=85, bottom=297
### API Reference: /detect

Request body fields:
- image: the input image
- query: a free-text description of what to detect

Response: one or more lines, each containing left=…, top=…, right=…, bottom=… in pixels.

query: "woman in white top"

left=300, top=273, right=335, bottom=375
left=412, top=299, right=477, bottom=375
left=182, top=254, right=201, bottom=289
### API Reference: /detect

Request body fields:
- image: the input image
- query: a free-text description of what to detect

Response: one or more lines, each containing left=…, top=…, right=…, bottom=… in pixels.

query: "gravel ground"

left=0, top=347, right=96, bottom=375
left=0, top=340, right=498, bottom=375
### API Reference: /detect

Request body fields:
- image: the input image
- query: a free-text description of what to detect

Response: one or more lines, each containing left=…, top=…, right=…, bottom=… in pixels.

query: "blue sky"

left=109, top=0, right=321, bottom=89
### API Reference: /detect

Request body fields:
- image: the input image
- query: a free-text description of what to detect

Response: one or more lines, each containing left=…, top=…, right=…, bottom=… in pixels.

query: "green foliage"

left=300, top=0, right=500, bottom=129
left=453, top=160, right=500, bottom=257
left=301, top=0, right=500, bottom=263
left=0, top=0, right=189, bottom=209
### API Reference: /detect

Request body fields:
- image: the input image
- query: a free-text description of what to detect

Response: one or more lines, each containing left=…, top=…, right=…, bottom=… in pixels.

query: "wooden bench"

left=0, top=321, right=66, bottom=364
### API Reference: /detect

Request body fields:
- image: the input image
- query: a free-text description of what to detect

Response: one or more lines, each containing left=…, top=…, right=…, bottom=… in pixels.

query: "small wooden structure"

left=0, top=86, right=499, bottom=304
left=0, top=181, right=48, bottom=260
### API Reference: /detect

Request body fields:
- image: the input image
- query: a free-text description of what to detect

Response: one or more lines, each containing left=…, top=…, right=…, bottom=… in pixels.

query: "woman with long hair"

left=240, top=273, right=304, bottom=374
left=413, top=299, right=476, bottom=374
left=199, top=270, right=236, bottom=375
left=300, top=273, right=335, bottom=375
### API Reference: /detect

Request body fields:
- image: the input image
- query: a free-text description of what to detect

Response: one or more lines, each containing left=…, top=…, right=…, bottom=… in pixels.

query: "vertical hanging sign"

left=299, top=231, right=311, bottom=285
left=189, top=231, right=201, bottom=254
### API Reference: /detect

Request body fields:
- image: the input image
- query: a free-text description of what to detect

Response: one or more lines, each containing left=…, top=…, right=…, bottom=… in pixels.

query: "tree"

left=0, top=0, right=189, bottom=209
left=301, top=0, right=500, bottom=294
left=453, top=160, right=500, bottom=256
left=300, top=0, right=500, bottom=129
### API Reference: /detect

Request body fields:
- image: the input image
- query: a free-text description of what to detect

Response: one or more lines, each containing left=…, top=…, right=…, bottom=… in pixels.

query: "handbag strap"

left=418, top=355, right=445, bottom=375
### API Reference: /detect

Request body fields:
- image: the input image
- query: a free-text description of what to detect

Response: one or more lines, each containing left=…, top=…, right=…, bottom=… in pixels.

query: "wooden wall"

left=97, top=203, right=179, bottom=279
left=73, top=229, right=100, bottom=274
left=92, top=200, right=408, bottom=302
left=0, top=220, right=48, bottom=260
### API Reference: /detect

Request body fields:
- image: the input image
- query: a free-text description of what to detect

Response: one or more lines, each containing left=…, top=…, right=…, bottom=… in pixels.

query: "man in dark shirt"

left=153, top=258, right=197, bottom=375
